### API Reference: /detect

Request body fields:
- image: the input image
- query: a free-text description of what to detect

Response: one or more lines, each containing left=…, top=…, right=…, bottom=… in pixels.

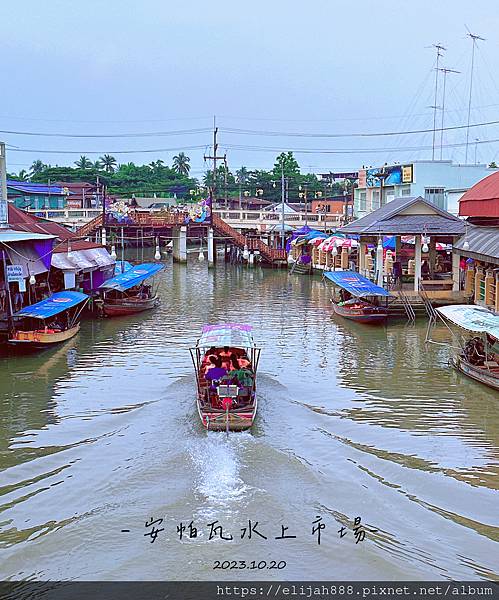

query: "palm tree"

left=236, top=166, right=249, bottom=184
left=75, top=155, right=93, bottom=169
left=94, top=160, right=103, bottom=170
left=100, top=154, right=117, bottom=173
left=172, top=152, right=190, bottom=176
left=17, top=169, right=29, bottom=181
left=30, top=159, right=46, bottom=175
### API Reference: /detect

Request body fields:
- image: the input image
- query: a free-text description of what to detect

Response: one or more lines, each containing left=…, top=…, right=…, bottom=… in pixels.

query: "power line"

left=0, top=127, right=211, bottom=138
left=7, top=144, right=207, bottom=155
left=220, top=118, right=499, bottom=139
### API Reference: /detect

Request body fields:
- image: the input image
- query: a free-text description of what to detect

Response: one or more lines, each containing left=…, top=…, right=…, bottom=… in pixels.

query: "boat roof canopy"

left=14, top=291, right=88, bottom=319
left=198, top=323, right=255, bottom=348
left=436, top=304, right=499, bottom=339
left=114, top=260, right=134, bottom=275
left=99, top=263, right=164, bottom=292
left=324, top=271, right=391, bottom=298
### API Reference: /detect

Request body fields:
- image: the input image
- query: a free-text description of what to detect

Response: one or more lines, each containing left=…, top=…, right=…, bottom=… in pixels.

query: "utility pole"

left=281, top=162, right=285, bottom=249
left=0, top=142, right=8, bottom=227
left=204, top=116, right=226, bottom=211
left=438, top=67, right=460, bottom=160
left=431, top=43, right=446, bottom=161
left=465, top=30, right=485, bottom=164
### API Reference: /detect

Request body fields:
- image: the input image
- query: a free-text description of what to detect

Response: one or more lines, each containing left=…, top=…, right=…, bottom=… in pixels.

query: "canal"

left=0, top=257, right=498, bottom=581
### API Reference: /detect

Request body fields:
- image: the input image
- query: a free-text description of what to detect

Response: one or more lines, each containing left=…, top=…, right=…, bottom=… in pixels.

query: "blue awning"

left=324, top=271, right=391, bottom=297
left=99, top=263, right=164, bottom=292
left=14, top=291, right=89, bottom=319
left=114, top=260, right=134, bottom=275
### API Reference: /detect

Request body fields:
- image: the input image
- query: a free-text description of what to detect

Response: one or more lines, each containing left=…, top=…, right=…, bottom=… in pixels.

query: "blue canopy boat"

left=435, top=305, right=499, bottom=391
left=324, top=271, right=391, bottom=324
left=189, top=323, right=261, bottom=432
left=98, top=263, right=164, bottom=317
left=9, top=291, right=89, bottom=346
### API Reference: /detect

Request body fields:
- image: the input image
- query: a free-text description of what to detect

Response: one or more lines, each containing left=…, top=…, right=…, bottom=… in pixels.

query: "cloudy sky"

left=2, top=0, right=499, bottom=178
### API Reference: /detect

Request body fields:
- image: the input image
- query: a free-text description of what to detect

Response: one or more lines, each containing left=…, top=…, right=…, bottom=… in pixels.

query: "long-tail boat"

left=98, top=263, right=164, bottom=317
left=8, top=291, right=89, bottom=348
left=189, top=324, right=261, bottom=432
left=434, top=305, right=499, bottom=391
left=324, top=271, right=390, bottom=324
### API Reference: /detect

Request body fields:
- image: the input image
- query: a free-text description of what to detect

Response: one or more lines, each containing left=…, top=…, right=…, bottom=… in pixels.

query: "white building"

left=354, top=160, right=497, bottom=218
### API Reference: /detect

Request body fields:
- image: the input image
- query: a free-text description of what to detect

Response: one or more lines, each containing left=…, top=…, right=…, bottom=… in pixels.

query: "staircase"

left=77, top=214, right=103, bottom=237
left=211, top=214, right=287, bottom=265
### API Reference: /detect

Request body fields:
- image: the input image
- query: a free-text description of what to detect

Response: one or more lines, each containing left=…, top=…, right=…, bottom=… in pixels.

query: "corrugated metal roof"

left=6, top=180, right=66, bottom=195
left=453, top=225, right=499, bottom=264
left=459, top=171, right=499, bottom=217
left=0, top=229, right=55, bottom=242
left=339, top=196, right=464, bottom=235
left=8, top=204, right=76, bottom=240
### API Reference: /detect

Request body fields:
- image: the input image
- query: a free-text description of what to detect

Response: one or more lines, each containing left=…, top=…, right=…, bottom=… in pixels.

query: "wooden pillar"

left=474, top=266, right=483, bottom=303
left=341, top=247, right=349, bottom=270
left=484, top=268, right=494, bottom=306
left=359, top=240, right=367, bottom=275
left=495, top=272, right=499, bottom=313
left=395, top=236, right=401, bottom=263
left=429, top=236, right=436, bottom=277
left=465, top=264, right=475, bottom=295
left=414, top=234, right=422, bottom=292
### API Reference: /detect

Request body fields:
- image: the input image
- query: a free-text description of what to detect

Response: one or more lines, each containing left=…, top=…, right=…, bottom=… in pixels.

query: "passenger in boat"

left=238, top=356, right=251, bottom=368
left=464, top=337, right=486, bottom=366
left=220, top=346, right=237, bottom=369
left=204, top=356, right=227, bottom=384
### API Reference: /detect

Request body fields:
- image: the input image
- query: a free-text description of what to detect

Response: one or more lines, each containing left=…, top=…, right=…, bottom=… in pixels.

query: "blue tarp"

left=324, top=271, right=391, bottom=297
left=15, top=291, right=88, bottom=319
left=99, top=263, right=164, bottom=292
left=114, top=260, right=133, bottom=275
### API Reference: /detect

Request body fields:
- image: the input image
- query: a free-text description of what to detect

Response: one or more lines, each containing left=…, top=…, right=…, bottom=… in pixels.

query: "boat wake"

left=187, top=432, right=255, bottom=517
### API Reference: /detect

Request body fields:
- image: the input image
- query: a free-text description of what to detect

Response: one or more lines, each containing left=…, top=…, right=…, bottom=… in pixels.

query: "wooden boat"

left=451, top=354, right=499, bottom=391
left=434, top=305, right=499, bottom=392
left=98, top=262, right=164, bottom=317
left=331, top=298, right=388, bottom=323
left=8, top=291, right=88, bottom=348
left=190, top=324, right=261, bottom=432
left=324, top=271, right=391, bottom=325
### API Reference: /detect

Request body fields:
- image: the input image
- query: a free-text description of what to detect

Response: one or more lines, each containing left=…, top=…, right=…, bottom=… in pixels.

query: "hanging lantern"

left=110, top=245, right=117, bottom=259
left=377, top=237, right=383, bottom=250
left=463, top=240, right=470, bottom=251
left=332, top=245, right=338, bottom=256
left=287, top=254, right=295, bottom=264
left=198, top=249, right=205, bottom=261
left=422, top=236, right=429, bottom=253
left=29, top=274, right=36, bottom=285
left=154, top=246, right=161, bottom=260
left=242, top=244, right=250, bottom=260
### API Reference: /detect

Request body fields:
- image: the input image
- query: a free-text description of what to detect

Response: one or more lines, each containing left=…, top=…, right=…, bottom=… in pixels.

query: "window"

left=425, top=187, right=445, bottom=210
left=372, top=190, right=380, bottom=210
left=401, top=187, right=411, bottom=196
left=359, top=191, right=366, bottom=211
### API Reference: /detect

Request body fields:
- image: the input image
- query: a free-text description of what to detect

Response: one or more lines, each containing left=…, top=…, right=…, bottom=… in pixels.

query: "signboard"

left=402, top=164, right=413, bottom=183
left=319, top=172, right=358, bottom=183
left=358, top=170, right=367, bottom=188
left=7, top=265, right=24, bottom=280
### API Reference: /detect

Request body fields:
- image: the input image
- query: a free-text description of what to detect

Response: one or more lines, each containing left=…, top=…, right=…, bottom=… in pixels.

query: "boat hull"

left=8, top=323, right=81, bottom=347
left=451, top=355, right=499, bottom=391
left=103, top=295, right=159, bottom=317
left=332, top=301, right=388, bottom=324
left=197, top=398, right=258, bottom=431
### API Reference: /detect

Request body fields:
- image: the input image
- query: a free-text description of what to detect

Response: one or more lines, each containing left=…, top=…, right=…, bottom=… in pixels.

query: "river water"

left=0, top=257, right=498, bottom=581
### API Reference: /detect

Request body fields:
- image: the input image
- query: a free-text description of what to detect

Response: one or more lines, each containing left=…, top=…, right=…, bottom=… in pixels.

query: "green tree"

left=17, top=169, right=30, bottom=181
left=489, top=161, right=498, bottom=168
left=74, top=155, right=93, bottom=169
left=172, top=152, right=190, bottom=176
left=236, top=166, right=249, bottom=184
left=100, top=154, right=117, bottom=173
left=30, top=159, right=46, bottom=175
left=94, top=160, right=103, bottom=170
left=272, top=151, right=300, bottom=179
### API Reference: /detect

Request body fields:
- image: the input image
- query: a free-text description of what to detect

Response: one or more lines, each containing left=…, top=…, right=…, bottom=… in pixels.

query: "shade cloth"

left=324, top=271, right=391, bottom=297
left=14, top=291, right=88, bottom=319
left=99, top=263, right=164, bottom=292
left=198, top=323, right=255, bottom=348
left=436, top=305, right=499, bottom=339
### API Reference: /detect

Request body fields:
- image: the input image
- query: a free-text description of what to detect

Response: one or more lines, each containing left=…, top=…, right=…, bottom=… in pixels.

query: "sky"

left=2, top=0, right=499, bottom=179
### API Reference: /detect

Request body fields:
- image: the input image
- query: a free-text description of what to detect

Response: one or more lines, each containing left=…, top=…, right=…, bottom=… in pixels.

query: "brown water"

left=0, top=257, right=498, bottom=581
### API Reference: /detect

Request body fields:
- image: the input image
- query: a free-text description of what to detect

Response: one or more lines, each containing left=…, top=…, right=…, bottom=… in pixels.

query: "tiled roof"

left=339, top=196, right=465, bottom=236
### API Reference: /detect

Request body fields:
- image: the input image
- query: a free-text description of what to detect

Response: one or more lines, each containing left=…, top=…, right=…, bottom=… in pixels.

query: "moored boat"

left=8, top=291, right=89, bottom=348
left=435, top=304, right=499, bottom=392
left=324, top=271, right=390, bottom=324
left=98, top=263, right=164, bottom=317
left=189, top=323, right=261, bottom=432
